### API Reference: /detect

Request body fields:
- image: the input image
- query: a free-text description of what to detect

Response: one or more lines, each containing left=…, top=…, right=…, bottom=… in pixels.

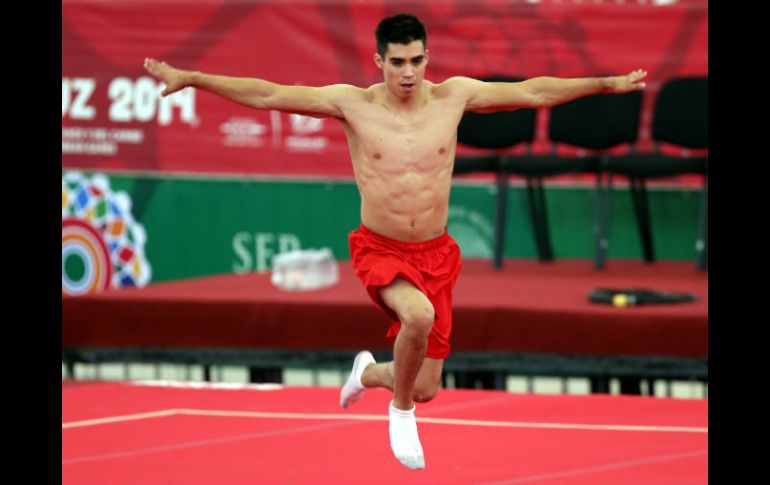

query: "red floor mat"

left=62, top=381, right=707, bottom=484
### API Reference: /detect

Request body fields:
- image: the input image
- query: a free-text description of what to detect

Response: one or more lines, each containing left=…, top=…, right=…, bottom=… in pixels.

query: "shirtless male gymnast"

left=144, top=12, right=646, bottom=470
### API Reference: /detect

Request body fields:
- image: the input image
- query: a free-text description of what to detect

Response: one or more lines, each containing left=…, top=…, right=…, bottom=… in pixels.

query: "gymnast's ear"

left=374, top=53, right=384, bottom=69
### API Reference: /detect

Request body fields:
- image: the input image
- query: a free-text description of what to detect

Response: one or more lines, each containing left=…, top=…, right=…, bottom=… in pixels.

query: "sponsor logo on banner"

left=285, top=113, right=329, bottom=153
left=447, top=205, right=495, bottom=258
left=290, top=114, right=323, bottom=135
left=219, top=116, right=268, bottom=147
left=62, top=171, right=152, bottom=295
left=232, top=232, right=302, bottom=273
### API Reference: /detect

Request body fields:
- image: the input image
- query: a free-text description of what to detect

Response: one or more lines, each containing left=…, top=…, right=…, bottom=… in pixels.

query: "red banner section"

left=62, top=0, right=707, bottom=178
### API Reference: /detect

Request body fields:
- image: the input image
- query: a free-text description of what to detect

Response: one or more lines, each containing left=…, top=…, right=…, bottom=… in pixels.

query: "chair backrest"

left=549, top=88, right=643, bottom=150
left=652, top=76, right=707, bottom=149
left=457, top=76, right=537, bottom=149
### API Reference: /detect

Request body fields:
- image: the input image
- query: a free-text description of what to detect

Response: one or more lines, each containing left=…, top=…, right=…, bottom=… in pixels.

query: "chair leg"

left=696, top=178, right=708, bottom=270
left=535, top=178, right=554, bottom=261
left=526, top=178, right=552, bottom=262
left=525, top=178, right=540, bottom=259
left=630, top=177, right=655, bottom=263
left=594, top=173, right=612, bottom=269
left=493, top=171, right=508, bottom=270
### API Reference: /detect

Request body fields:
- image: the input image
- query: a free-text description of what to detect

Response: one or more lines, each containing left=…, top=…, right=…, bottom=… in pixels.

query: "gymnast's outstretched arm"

left=440, top=70, right=647, bottom=113
left=143, top=58, right=359, bottom=119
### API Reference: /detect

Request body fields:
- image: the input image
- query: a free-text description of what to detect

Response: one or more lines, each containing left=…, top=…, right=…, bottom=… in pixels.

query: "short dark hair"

left=375, top=13, right=427, bottom=57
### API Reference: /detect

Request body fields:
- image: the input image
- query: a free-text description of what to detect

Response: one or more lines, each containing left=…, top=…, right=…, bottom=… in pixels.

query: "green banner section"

left=67, top=171, right=702, bottom=284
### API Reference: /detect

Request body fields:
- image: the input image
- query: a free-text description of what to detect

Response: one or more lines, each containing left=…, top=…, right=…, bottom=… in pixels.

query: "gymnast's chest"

left=348, top=107, right=459, bottom=162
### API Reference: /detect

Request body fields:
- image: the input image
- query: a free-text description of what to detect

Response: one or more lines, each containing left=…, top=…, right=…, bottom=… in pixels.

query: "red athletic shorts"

left=348, top=224, right=462, bottom=359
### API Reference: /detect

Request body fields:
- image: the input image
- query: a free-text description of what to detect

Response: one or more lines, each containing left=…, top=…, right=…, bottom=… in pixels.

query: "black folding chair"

left=596, top=76, right=707, bottom=270
left=500, top=88, right=643, bottom=263
left=454, top=76, right=536, bottom=269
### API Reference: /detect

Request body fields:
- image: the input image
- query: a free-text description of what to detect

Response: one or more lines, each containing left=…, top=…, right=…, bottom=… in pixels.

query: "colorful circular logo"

left=62, top=171, right=152, bottom=296
left=62, top=219, right=112, bottom=294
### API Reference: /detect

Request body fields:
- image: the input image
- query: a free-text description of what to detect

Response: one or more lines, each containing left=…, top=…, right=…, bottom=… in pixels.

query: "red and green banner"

left=62, top=171, right=704, bottom=287
left=62, top=0, right=707, bottom=178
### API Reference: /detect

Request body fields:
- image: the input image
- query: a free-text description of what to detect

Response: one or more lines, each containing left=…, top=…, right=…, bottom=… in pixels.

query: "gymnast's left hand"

left=605, top=69, right=647, bottom=93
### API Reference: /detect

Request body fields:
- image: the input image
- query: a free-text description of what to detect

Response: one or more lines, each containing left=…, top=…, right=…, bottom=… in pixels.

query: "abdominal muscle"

left=353, top=152, right=454, bottom=242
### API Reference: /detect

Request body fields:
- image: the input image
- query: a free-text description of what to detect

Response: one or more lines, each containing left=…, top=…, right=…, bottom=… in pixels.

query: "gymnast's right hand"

left=143, top=58, right=187, bottom=97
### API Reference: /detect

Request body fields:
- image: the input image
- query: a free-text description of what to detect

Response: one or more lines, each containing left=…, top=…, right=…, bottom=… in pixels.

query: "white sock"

left=389, top=401, right=425, bottom=470
left=339, top=351, right=375, bottom=409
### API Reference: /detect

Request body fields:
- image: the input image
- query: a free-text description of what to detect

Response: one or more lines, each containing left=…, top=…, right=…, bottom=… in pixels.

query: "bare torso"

left=340, top=81, right=466, bottom=242
left=144, top=56, right=639, bottom=243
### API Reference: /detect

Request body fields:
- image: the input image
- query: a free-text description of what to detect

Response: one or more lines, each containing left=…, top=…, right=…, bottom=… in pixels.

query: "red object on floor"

left=62, top=259, right=707, bottom=357
left=62, top=381, right=707, bottom=485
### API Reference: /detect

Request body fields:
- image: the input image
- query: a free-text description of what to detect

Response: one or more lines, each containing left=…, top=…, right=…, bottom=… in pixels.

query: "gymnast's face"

left=374, top=40, right=428, bottom=99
